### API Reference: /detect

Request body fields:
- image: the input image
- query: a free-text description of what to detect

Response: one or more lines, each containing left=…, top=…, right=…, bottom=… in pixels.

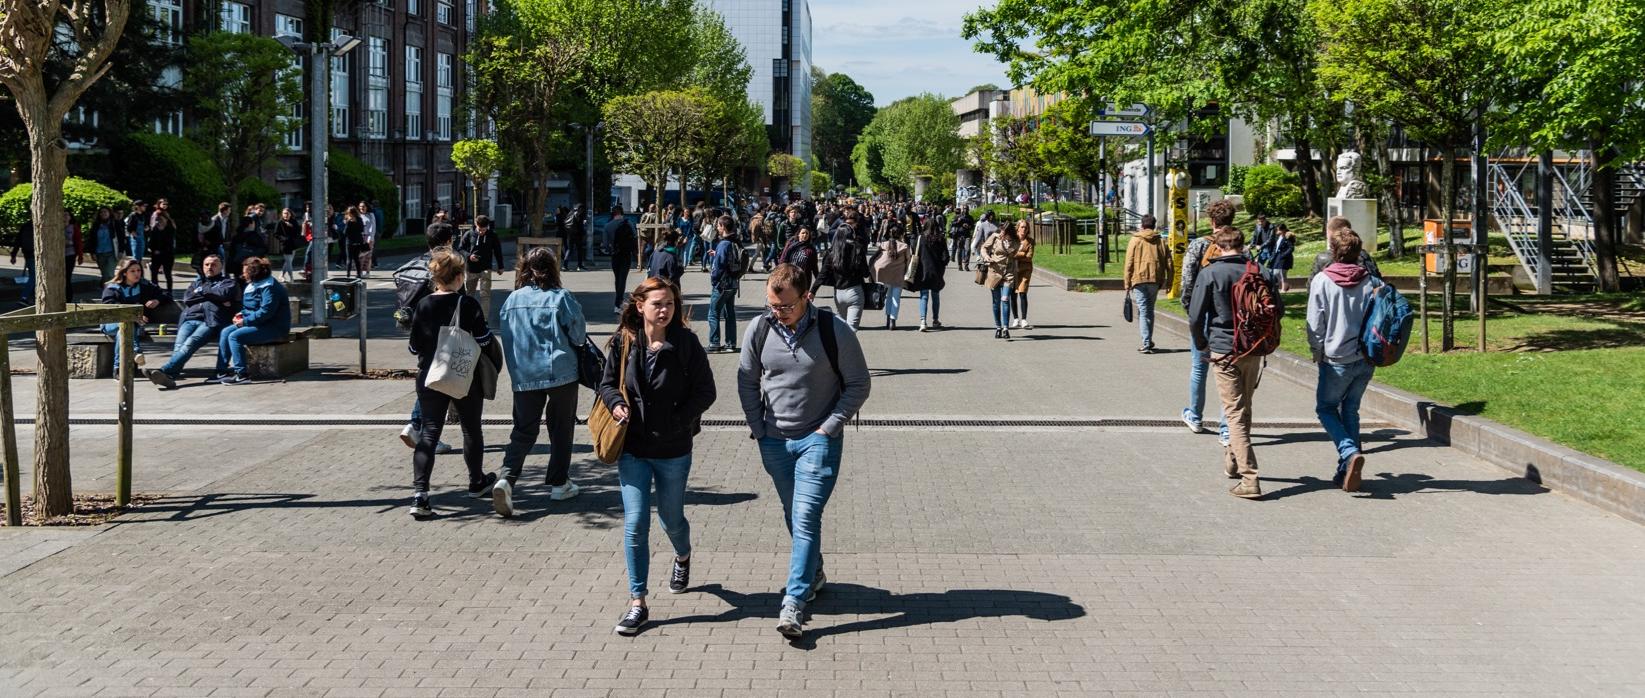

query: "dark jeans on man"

left=611, top=255, right=632, bottom=307
left=412, top=384, right=486, bottom=493
left=500, top=382, right=579, bottom=486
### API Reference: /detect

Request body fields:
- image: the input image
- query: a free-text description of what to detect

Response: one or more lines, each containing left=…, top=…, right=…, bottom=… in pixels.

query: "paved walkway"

left=0, top=261, right=1643, bottom=696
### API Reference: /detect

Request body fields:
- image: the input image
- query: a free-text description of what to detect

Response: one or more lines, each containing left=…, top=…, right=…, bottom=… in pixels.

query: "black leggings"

left=412, top=383, right=486, bottom=493
left=612, top=256, right=632, bottom=305
left=1011, top=287, right=1029, bottom=319
left=500, top=382, right=579, bottom=485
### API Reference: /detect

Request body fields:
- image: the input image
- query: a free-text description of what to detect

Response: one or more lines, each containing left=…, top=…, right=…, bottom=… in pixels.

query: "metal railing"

left=1487, top=152, right=1603, bottom=292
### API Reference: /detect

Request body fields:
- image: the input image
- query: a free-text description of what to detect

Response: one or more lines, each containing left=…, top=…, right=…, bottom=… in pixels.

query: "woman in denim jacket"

left=492, top=247, right=588, bottom=517
left=212, top=257, right=290, bottom=385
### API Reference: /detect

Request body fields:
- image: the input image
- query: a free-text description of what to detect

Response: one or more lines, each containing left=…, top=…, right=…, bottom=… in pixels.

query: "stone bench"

left=67, top=333, right=116, bottom=379
left=240, top=326, right=327, bottom=380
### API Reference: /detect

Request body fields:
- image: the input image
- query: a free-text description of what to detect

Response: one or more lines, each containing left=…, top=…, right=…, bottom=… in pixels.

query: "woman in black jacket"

left=99, top=258, right=170, bottom=371
left=908, top=217, right=950, bottom=331
left=343, top=206, right=367, bottom=278
left=276, top=208, right=302, bottom=281
left=597, top=275, right=716, bottom=636
left=405, top=248, right=497, bottom=519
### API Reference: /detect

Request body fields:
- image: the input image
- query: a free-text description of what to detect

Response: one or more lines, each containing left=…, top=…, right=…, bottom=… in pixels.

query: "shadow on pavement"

left=868, top=367, right=970, bottom=378
left=642, top=582, right=1086, bottom=649
left=1259, top=471, right=1548, bottom=501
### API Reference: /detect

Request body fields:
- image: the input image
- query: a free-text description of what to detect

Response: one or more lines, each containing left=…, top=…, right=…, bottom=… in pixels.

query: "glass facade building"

left=703, top=0, right=813, bottom=192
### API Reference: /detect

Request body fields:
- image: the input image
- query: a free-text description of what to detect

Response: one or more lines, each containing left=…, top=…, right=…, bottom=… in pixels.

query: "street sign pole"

left=1097, top=137, right=1106, bottom=273
left=1146, top=131, right=1156, bottom=216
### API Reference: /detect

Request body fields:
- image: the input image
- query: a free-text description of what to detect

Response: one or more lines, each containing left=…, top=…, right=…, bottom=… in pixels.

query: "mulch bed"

left=0, top=492, right=159, bottom=526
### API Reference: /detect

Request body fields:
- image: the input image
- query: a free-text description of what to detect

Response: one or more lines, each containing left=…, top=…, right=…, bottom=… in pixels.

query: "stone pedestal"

left=244, top=336, right=309, bottom=380
left=913, top=175, right=933, bottom=202
left=1328, top=197, right=1379, bottom=252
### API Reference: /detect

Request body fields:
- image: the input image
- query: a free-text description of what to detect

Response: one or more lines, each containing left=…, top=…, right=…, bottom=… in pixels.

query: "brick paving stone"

left=1, top=263, right=1643, bottom=697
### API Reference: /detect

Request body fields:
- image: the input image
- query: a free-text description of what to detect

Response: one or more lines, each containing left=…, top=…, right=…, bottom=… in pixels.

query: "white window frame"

left=220, top=1, right=252, bottom=34
left=405, top=46, right=424, bottom=139
left=465, top=0, right=476, bottom=31
left=436, top=53, right=454, bottom=141
left=437, top=1, right=453, bottom=25
left=407, top=0, right=421, bottom=16
left=331, top=27, right=352, bottom=137
left=149, top=0, right=183, bottom=46
left=437, top=181, right=453, bottom=209
left=276, top=15, right=306, bottom=151
left=153, top=110, right=183, bottom=136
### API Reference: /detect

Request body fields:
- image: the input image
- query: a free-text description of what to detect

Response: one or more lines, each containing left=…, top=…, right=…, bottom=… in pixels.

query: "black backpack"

left=748, top=308, right=844, bottom=391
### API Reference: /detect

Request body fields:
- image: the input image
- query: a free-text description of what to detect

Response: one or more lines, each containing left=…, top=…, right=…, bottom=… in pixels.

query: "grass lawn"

left=1164, top=292, right=1645, bottom=473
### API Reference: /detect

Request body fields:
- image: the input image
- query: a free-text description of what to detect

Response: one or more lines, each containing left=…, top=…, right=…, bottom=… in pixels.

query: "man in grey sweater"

left=737, top=264, right=872, bottom=640
left=1308, top=228, right=1377, bottom=492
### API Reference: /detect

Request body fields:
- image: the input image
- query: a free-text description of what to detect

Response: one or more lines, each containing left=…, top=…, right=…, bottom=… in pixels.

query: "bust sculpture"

left=1335, top=151, right=1369, bottom=199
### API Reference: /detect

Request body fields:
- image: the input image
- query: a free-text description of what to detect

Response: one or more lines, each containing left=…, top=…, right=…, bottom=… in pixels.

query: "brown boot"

left=1230, top=480, right=1263, bottom=499
left=1342, top=453, right=1365, bottom=492
left=1224, top=458, right=1239, bottom=480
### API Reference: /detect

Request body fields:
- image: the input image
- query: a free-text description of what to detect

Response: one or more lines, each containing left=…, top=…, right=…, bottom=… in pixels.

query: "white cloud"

left=808, top=0, right=1011, bottom=105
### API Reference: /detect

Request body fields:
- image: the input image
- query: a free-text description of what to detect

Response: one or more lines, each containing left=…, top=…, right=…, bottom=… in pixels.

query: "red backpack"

left=1224, top=261, right=1281, bottom=365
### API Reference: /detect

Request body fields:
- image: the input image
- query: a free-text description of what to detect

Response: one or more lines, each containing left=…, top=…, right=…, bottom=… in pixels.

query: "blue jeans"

left=991, top=284, right=1012, bottom=328
left=215, top=325, right=285, bottom=376
left=884, top=286, right=901, bottom=321
left=159, top=320, right=221, bottom=376
left=129, top=234, right=145, bottom=261
left=1130, top=283, right=1159, bottom=348
left=919, top=289, right=940, bottom=323
left=100, top=322, right=142, bottom=371
left=707, top=286, right=736, bottom=347
left=20, top=256, right=34, bottom=304
left=618, top=453, right=693, bottom=598
left=758, top=431, right=843, bottom=609
left=1186, top=340, right=1227, bottom=431
left=1316, top=359, right=1376, bottom=473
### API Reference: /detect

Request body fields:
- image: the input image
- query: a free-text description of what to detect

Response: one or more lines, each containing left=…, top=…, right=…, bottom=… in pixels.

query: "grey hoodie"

left=1306, top=263, right=1375, bottom=364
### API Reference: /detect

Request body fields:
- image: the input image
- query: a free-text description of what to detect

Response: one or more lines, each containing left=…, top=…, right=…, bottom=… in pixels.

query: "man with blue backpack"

left=1307, top=225, right=1412, bottom=492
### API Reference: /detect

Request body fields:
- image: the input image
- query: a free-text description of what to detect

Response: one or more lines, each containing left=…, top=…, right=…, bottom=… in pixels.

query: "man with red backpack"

left=1189, top=200, right=1285, bottom=500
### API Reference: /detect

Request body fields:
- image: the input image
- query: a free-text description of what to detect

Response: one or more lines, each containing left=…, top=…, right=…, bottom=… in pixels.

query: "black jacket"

left=596, top=325, right=716, bottom=459
left=179, top=273, right=241, bottom=328
left=457, top=227, right=505, bottom=272
left=815, top=230, right=868, bottom=292
left=907, top=233, right=949, bottom=292
left=606, top=217, right=637, bottom=261
left=1188, top=254, right=1285, bottom=356
left=648, top=245, right=684, bottom=288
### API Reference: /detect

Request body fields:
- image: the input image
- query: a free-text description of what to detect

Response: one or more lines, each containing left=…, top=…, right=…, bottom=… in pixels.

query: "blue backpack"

left=1361, top=277, right=1414, bottom=366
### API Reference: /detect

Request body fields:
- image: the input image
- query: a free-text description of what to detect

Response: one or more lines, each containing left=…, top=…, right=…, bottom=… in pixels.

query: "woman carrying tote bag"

left=406, top=248, right=498, bottom=519
left=596, top=276, right=717, bottom=636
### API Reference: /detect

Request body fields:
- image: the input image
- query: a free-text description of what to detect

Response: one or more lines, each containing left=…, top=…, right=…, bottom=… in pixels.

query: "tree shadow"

left=644, top=582, right=1086, bottom=649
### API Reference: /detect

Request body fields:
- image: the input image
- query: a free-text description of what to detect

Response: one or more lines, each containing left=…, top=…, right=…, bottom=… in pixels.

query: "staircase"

left=1487, top=157, right=1600, bottom=293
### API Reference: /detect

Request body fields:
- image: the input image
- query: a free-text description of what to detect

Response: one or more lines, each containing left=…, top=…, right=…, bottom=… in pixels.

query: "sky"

left=808, top=0, right=1013, bottom=106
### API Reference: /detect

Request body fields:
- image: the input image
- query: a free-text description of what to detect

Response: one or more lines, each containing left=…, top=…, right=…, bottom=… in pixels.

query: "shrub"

left=109, top=133, right=228, bottom=222
left=328, top=148, right=400, bottom=236
left=1243, top=164, right=1305, bottom=216
left=1223, top=164, right=1250, bottom=195
left=0, top=177, right=133, bottom=230
left=236, top=178, right=281, bottom=209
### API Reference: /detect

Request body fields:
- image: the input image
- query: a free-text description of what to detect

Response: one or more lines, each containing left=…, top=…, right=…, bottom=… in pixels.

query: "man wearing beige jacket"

left=1123, top=214, right=1174, bottom=353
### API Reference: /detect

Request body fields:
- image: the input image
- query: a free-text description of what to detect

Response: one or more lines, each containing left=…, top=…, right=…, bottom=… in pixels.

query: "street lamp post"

left=278, top=34, right=362, bottom=324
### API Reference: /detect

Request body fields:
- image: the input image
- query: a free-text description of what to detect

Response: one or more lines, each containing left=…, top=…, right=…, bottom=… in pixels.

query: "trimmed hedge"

left=236, top=178, right=281, bottom=209
left=329, top=148, right=400, bottom=236
left=1243, top=164, right=1305, bottom=216
left=109, top=133, right=228, bottom=221
left=0, top=177, right=133, bottom=230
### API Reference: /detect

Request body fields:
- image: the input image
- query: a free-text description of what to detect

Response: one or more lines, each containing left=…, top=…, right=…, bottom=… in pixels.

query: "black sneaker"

left=205, top=373, right=231, bottom=384
left=221, top=374, right=251, bottom=385
left=145, top=369, right=177, bottom=390
left=668, top=558, right=690, bottom=594
left=408, top=494, right=432, bottom=518
left=468, top=472, right=498, bottom=499
left=614, top=604, right=648, bottom=636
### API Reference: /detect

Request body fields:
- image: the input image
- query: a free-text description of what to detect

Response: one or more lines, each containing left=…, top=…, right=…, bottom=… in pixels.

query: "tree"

left=1031, top=101, right=1106, bottom=202
left=809, top=170, right=833, bottom=196
left=0, top=0, right=133, bottom=518
left=695, top=98, right=767, bottom=204
left=811, top=71, right=876, bottom=184
left=604, top=90, right=712, bottom=213
left=851, top=94, right=963, bottom=197
left=1311, top=0, right=1502, bottom=350
left=184, top=32, right=302, bottom=214
left=767, top=152, right=806, bottom=194
left=1494, top=0, right=1645, bottom=291
left=966, top=83, right=1002, bottom=94
left=687, top=6, right=752, bottom=107
left=471, top=0, right=589, bottom=234
left=451, top=139, right=505, bottom=222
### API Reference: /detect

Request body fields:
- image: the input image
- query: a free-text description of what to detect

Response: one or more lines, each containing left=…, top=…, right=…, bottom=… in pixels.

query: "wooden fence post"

left=0, top=333, right=20, bottom=526
left=117, top=321, right=134, bottom=507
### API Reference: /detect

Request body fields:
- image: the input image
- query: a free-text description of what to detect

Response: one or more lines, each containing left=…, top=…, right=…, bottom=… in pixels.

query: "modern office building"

left=702, top=0, right=812, bottom=194
left=138, top=0, right=482, bottom=231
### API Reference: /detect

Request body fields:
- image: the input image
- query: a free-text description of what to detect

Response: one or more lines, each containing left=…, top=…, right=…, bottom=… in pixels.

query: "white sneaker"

left=919, top=321, right=929, bottom=333
left=550, top=482, right=581, bottom=501
left=399, top=424, right=416, bottom=448
left=133, top=352, right=146, bottom=367
left=435, top=441, right=454, bottom=455
left=492, top=478, right=514, bottom=517
left=1020, top=319, right=1034, bottom=330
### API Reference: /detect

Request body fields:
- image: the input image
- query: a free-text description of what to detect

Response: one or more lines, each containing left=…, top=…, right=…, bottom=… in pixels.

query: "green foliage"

left=695, top=98, right=767, bottom=190
left=767, top=153, right=806, bottom=179
left=812, top=71, right=877, bottom=183
left=810, top=170, right=833, bottom=194
left=966, top=83, right=1002, bottom=94
left=108, top=133, right=228, bottom=219
left=687, top=7, right=753, bottom=106
left=851, top=94, right=963, bottom=195
left=1243, top=165, right=1305, bottom=216
left=451, top=139, right=506, bottom=185
left=0, top=178, right=131, bottom=229
left=235, top=178, right=280, bottom=208
left=328, top=148, right=400, bottom=235
left=183, top=32, right=303, bottom=209
left=1223, top=164, right=1250, bottom=195
left=604, top=89, right=714, bottom=201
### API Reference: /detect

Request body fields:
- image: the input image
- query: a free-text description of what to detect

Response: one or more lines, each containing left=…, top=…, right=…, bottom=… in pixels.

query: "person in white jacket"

left=1307, top=225, right=1377, bottom=493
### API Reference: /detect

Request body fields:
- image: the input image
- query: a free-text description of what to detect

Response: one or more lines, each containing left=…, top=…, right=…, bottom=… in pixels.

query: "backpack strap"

left=816, top=308, right=843, bottom=389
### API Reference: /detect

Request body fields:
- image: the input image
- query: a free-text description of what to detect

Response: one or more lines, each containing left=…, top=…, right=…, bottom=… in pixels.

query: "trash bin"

left=322, top=278, right=364, bottom=321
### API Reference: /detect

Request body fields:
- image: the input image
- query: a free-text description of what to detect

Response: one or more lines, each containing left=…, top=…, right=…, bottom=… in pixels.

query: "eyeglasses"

left=767, top=302, right=801, bottom=314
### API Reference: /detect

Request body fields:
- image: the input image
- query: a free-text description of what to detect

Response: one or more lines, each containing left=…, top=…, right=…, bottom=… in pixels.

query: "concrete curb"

left=1153, top=310, right=1645, bottom=525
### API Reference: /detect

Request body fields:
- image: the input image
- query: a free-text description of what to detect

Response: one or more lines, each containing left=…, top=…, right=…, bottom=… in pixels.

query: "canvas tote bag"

left=587, top=335, right=631, bottom=464
left=425, top=295, right=481, bottom=398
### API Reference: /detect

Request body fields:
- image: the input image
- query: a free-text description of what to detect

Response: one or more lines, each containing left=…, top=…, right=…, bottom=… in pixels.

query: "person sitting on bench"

left=211, top=257, right=290, bottom=385
left=146, top=254, right=239, bottom=389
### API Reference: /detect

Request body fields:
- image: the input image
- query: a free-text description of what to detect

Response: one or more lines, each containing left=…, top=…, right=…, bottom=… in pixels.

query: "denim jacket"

left=498, top=286, right=587, bottom=391
left=240, top=277, right=291, bottom=333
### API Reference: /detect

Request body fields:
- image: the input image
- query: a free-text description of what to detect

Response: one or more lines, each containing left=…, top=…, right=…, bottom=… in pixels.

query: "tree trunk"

left=1441, top=146, right=1458, bottom=352
left=1591, top=143, right=1621, bottom=292
left=1293, top=130, right=1325, bottom=218
left=26, top=119, right=74, bottom=518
